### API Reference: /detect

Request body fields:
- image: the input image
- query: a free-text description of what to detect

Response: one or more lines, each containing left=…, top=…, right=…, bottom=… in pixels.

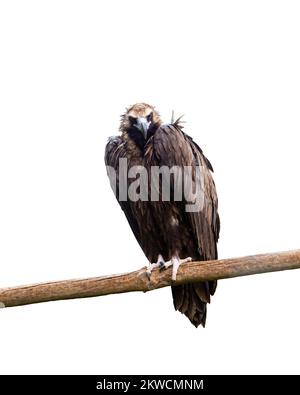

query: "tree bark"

left=0, top=249, right=300, bottom=308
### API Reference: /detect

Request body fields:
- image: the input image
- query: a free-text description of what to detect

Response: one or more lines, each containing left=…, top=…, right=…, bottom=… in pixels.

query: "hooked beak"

left=134, top=117, right=150, bottom=139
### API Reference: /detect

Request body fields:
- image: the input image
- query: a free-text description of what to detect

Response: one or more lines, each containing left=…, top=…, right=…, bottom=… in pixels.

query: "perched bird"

left=105, top=103, right=220, bottom=327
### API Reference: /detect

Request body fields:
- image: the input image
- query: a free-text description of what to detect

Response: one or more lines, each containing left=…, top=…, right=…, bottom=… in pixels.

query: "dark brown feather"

left=105, top=117, right=220, bottom=328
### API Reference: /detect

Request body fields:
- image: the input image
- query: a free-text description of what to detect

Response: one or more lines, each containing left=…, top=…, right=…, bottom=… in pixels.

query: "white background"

left=0, top=0, right=300, bottom=374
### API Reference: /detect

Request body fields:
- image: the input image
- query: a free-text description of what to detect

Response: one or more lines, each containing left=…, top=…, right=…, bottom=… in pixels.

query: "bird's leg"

left=146, top=254, right=165, bottom=278
left=160, top=256, right=192, bottom=281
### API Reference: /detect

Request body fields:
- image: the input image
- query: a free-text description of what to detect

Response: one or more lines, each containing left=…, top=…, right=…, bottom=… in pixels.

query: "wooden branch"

left=0, top=249, right=300, bottom=309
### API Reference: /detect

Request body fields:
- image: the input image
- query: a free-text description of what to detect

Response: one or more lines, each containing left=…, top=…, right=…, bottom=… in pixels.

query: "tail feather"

left=172, top=281, right=217, bottom=328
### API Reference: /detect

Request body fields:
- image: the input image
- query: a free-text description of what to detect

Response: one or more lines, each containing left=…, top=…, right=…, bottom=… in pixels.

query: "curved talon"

left=147, top=254, right=165, bottom=279
left=165, top=256, right=192, bottom=281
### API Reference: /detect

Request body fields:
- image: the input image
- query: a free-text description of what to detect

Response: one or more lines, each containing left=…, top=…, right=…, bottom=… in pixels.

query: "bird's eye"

left=128, top=116, right=137, bottom=125
left=146, top=112, right=153, bottom=122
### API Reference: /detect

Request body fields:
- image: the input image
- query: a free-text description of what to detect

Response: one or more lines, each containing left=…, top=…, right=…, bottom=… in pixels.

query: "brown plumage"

left=105, top=103, right=220, bottom=327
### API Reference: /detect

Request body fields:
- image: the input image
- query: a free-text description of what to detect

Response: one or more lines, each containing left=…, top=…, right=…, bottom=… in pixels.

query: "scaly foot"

left=146, top=254, right=165, bottom=279
left=160, top=256, right=192, bottom=281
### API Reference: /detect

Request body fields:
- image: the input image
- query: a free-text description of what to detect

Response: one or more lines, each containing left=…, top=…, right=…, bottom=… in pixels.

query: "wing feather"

left=149, top=123, right=219, bottom=326
left=104, top=136, right=143, bottom=249
left=149, top=123, right=220, bottom=260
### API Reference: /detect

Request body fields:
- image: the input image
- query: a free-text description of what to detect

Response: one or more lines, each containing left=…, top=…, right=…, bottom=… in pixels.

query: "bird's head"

left=120, top=103, right=162, bottom=151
